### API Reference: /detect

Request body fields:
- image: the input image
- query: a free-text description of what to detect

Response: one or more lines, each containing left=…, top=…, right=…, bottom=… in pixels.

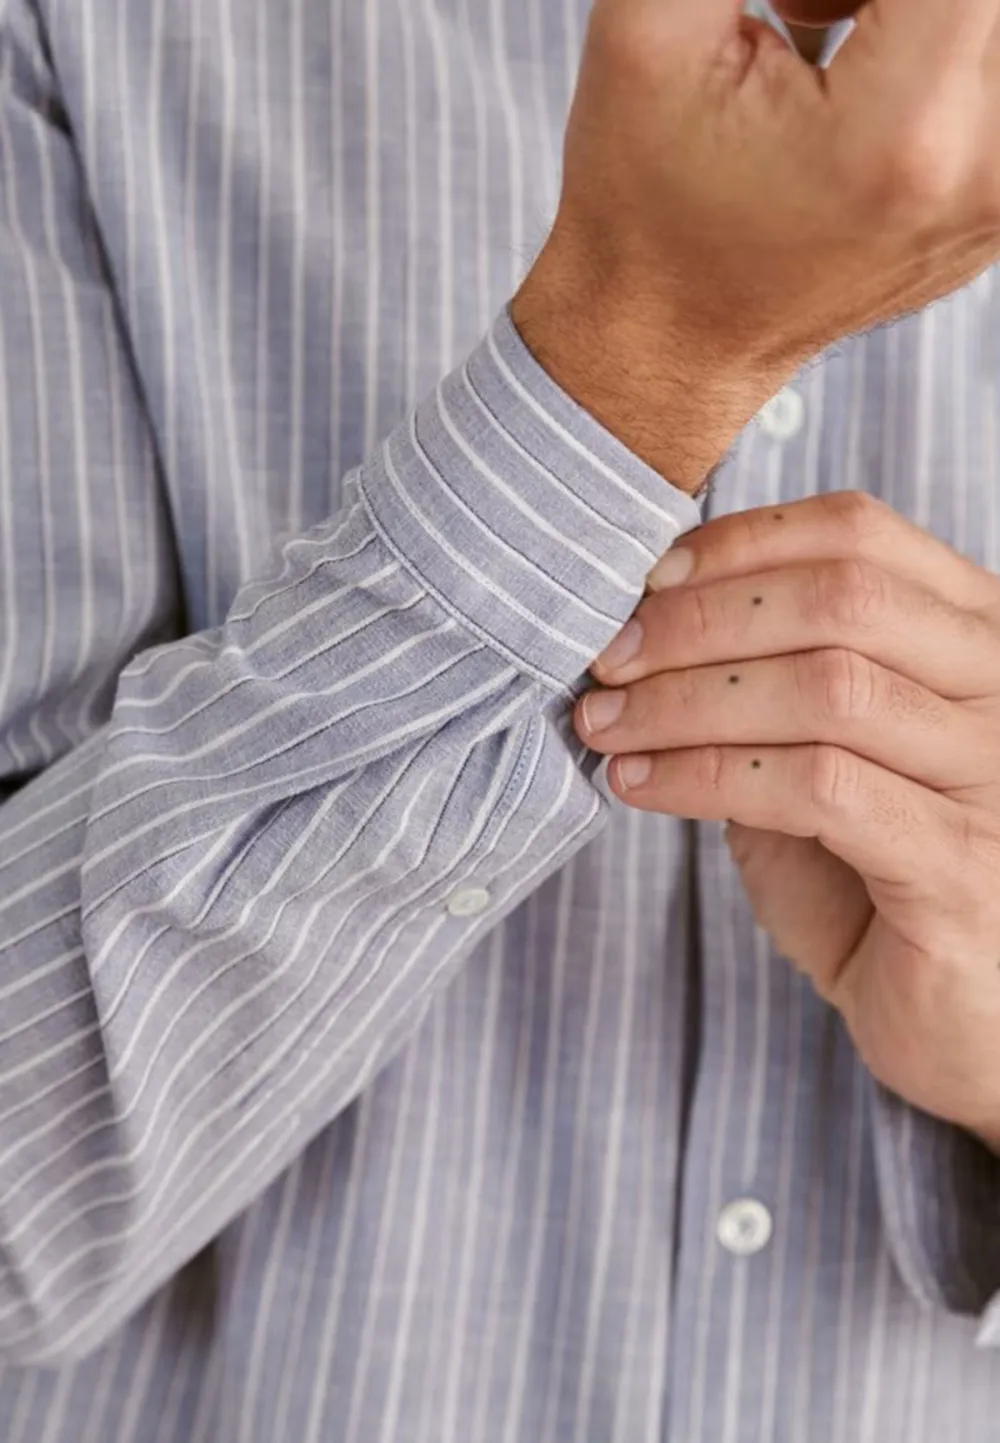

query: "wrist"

left=511, top=242, right=781, bottom=495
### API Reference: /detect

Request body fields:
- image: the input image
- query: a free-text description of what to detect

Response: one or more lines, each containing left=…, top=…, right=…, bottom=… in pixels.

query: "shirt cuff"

left=868, top=1081, right=1000, bottom=1345
left=357, top=306, right=703, bottom=692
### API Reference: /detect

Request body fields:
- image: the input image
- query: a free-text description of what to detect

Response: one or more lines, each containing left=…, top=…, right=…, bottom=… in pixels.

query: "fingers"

left=647, top=493, right=992, bottom=613
left=602, top=739, right=958, bottom=889
left=577, top=649, right=986, bottom=790
left=598, top=559, right=1000, bottom=700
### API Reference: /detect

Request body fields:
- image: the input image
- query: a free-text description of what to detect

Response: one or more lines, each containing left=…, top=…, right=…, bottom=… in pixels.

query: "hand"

left=574, top=492, right=1000, bottom=1147
left=512, top=0, right=1000, bottom=489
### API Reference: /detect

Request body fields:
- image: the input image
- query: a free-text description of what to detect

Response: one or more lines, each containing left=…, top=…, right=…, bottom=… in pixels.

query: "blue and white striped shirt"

left=1, top=1, right=999, bottom=1439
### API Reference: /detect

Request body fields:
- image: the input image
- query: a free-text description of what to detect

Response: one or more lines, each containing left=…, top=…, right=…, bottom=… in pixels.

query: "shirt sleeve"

left=869, top=1083, right=1000, bottom=1344
left=0, top=4, right=703, bottom=1365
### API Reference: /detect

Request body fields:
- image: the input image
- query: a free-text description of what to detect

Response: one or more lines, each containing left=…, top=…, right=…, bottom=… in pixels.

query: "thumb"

left=725, top=825, right=872, bottom=1001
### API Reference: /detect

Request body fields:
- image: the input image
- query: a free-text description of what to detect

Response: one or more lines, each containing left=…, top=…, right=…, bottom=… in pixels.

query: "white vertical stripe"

left=234, top=1161, right=308, bottom=1440
left=622, top=888, right=671, bottom=1443
left=254, top=0, right=274, bottom=530
left=913, top=306, right=936, bottom=530
left=266, top=1139, right=345, bottom=1441
left=435, top=926, right=505, bottom=1443
left=537, top=828, right=609, bottom=1443
left=487, top=0, right=524, bottom=288
left=501, top=862, right=577, bottom=1443
left=286, top=0, right=308, bottom=536
left=571, top=809, right=644, bottom=1443
left=216, top=0, right=253, bottom=580
left=328, top=0, right=346, bottom=489
left=113, top=1300, right=174, bottom=1443
left=411, top=992, right=467, bottom=1443
left=298, top=1094, right=376, bottom=1443
left=341, top=1037, right=426, bottom=1443
left=0, top=311, right=16, bottom=731
left=362, top=0, right=383, bottom=458
left=857, top=1244, right=893, bottom=1443
left=467, top=892, right=541, bottom=1443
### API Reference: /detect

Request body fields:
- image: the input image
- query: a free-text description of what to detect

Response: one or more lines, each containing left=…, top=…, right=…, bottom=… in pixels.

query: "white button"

left=446, top=886, right=491, bottom=918
left=716, top=1198, right=774, bottom=1257
left=757, top=386, right=805, bottom=442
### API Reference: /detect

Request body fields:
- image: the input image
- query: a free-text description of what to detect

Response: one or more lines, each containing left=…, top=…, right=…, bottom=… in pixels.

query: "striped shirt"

left=0, top=1, right=999, bottom=1439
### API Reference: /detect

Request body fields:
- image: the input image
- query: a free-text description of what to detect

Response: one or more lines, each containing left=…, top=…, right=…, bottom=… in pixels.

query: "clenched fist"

left=575, top=495, right=1000, bottom=1154
left=513, top=0, right=1000, bottom=489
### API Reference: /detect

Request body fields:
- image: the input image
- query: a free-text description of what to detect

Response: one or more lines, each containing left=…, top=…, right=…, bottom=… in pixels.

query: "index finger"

left=645, top=492, right=994, bottom=611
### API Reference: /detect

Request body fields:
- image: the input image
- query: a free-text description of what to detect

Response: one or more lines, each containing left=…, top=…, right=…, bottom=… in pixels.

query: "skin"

left=514, top=0, right=1000, bottom=489
left=574, top=494, right=1000, bottom=1154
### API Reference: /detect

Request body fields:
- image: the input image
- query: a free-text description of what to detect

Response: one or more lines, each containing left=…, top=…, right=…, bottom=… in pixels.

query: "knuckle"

left=818, top=490, right=892, bottom=546
left=695, top=745, right=726, bottom=793
left=808, top=743, right=861, bottom=816
left=954, top=810, right=1000, bottom=877
left=809, top=558, right=891, bottom=635
left=802, top=647, right=878, bottom=724
left=884, top=671, right=946, bottom=731
left=682, top=586, right=715, bottom=647
left=857, top=112, right=965, bottom=220
left=674, top=667, right=700, bottom=712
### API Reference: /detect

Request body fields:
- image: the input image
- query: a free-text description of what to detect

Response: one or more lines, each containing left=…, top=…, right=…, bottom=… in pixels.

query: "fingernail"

left=595, top=618, right=643, bottom=673
left=582, top=690, right=625, bottom=734
left=617, top=755, right=652, bottom=790
left=647, top=547, right=694, bottom=592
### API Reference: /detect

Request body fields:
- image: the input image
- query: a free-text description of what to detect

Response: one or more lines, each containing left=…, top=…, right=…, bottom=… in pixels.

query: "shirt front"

left=0, top=2, right=999, bottom=1440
